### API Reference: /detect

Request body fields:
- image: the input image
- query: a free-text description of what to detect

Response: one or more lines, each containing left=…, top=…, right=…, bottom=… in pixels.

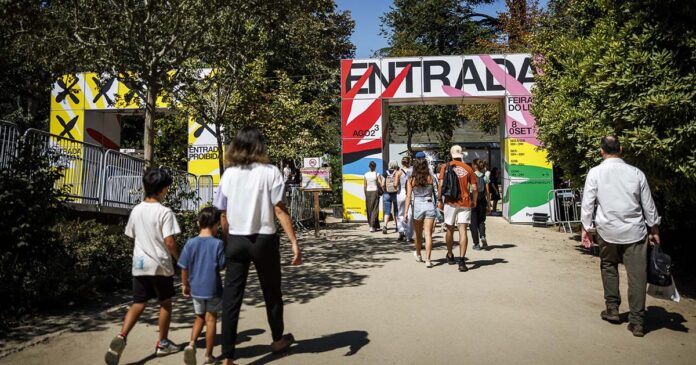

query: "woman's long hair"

left=411, top=159, right=431, bottom=187
left=224, top=126, right=270, bottom=167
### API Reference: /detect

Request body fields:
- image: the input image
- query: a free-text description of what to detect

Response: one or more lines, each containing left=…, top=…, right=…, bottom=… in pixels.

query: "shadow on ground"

left=236, top=330, right=370, bottom=365
left=0, top=223, right=395, bottom=357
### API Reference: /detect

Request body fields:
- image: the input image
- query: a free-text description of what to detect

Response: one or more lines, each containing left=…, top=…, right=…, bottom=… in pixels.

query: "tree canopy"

left=379, top=0, right=499, bottom=155
left=531, top=0, right=696, bottom=260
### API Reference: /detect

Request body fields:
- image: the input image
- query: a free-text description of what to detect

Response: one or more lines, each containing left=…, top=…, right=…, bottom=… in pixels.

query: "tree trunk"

left=143, top=86, right=157, bottom=163
left=215, top=121, right=225, bottom=176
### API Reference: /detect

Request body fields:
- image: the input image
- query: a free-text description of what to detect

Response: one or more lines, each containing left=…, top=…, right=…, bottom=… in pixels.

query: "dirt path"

left=2, top=217, right=694, bottom=364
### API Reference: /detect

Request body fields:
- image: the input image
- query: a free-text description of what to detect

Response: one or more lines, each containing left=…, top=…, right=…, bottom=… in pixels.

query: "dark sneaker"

left=458, top=260, right=468, bottom=272
left=601, top=308, right=621, bottom=324
left=105, top=335, right=127, bottom=365
left=628, top=323, right=645, bottom=337
left=397, top=233, right=405, bottom=241
left=446, top=253, right=455, bottom=265
left=473, top=244, right=481, bottom=251
left=271, top=333, right=295, bottom=354
left=382, top=227, right=388, bottom=234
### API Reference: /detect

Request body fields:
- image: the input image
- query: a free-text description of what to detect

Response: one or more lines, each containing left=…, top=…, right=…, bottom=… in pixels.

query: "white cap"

left=450, top=145, right=464, bottom=159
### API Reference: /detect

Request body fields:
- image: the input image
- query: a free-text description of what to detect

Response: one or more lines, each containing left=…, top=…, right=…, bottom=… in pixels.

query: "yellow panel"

left=115, top=73, right=143, bottom=109
left=504, top=138, right=552, bottom=169
left=51, top=74, right=84, bottom=111
left=50, top=109, right=85, bottom=142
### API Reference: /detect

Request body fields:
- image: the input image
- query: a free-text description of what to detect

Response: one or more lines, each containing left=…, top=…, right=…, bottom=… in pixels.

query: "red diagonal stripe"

left=343, top=138, right=382, bottom=154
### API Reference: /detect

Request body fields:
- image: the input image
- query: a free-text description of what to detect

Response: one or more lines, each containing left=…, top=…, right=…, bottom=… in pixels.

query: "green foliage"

left=380, top=0, right=496, bottom=56
left=55, top=218, right=132, bottom=295
left=532, top=0, right=696, bottom=263
left=0, top=140, right=65, bottom=319
left=380, top=0, right=498, bottom=153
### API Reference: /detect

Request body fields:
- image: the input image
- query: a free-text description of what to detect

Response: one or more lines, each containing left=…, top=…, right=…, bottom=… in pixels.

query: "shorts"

left=193, top=297, right=222, bottom=315
left=133, top=275, right=175, bottom=303
left=413, top=198, right=436, bottom=221
left=444, top=204, right=471, bottom=226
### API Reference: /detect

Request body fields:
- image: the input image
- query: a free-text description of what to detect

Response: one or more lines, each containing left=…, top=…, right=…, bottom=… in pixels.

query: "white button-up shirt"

left=581, top=158, right=660, bottom=244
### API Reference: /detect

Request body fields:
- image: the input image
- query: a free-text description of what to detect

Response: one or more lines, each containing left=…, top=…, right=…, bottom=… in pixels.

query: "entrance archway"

left=340, top=54, right=552, bottom=223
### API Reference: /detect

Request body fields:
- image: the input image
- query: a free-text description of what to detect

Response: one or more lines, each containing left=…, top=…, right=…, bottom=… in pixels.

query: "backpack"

left=441, top=163, right=460, bottom=200
left=385, top=170, right=398, bottom=193
left=475, top=171, right=486, bottom=193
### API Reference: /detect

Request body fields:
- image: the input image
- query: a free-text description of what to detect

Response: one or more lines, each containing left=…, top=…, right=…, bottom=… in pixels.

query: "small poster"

left=304, top=157, right=323, bottom=168
left=301, top=167, right=332, bottom=191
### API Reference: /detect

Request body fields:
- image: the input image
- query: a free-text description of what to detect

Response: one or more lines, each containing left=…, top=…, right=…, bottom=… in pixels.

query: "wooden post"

left=313, top=191, right=321, bottom=237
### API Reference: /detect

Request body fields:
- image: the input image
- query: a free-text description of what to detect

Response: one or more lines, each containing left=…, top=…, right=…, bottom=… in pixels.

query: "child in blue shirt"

left=179, top=207, right=225, bottom=365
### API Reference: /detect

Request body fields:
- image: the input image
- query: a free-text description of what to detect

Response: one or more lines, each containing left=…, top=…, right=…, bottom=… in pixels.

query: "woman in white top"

left=363, top=161, right=382, bottom=232
left=213, top=127, right=301, bottom=364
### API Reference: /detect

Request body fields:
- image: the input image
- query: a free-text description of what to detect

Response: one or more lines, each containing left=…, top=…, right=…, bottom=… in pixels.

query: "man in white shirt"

left=581, top=136, right=661, bottom=337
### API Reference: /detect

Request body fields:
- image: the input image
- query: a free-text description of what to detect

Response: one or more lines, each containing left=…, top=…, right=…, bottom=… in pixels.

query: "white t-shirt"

left=214, top=163, right=284, bottom=235
left=125, top=201, right=181, bottom=276
left=364, top=171, right=380, bottom=191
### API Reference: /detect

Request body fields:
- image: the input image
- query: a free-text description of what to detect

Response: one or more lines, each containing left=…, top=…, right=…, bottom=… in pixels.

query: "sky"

left=335, top=0, right=547, bottom=58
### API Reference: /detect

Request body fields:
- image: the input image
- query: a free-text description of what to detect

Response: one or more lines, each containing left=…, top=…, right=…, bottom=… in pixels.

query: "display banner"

left=301, top=168, right=332, bottom=191
left=340, top=54, right=552, bottom=223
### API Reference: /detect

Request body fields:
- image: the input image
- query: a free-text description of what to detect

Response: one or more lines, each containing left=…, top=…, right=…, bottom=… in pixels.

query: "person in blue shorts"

left=180, top=207, right=226, bottom=365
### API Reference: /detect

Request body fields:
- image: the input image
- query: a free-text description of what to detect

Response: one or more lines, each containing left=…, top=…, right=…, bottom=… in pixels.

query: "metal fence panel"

left=197, top=175, right=215, bottom=209
left=102, top=149, right=146, bottom=209
left=163, top=167, right=200, bottom=211
left=0, top=121, right=19, bottom=169
left=24, top=129, right=104, bottom=205
left=548, top=188, right=583, bottom=233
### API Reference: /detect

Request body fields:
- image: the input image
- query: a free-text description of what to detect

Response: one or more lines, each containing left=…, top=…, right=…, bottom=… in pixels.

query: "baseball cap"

left=450, top=145, right=464, bottom=159
left=415, top=151, right=426, bottom=158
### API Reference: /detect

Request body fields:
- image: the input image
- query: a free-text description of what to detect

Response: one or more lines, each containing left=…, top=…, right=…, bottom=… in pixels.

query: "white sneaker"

left=413, top=251, right=424, bottom=263
left=184, top=344, right=196, bottom=365
left=426, top=260, right=433, bottom=268
left=156, top=339, right=180, bottom=357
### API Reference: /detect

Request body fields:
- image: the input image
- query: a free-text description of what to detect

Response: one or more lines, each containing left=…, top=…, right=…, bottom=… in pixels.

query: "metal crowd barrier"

left=24, top=128, right=104, bottom=205
left=548, top=188, right=583, bottom=233
left=162, top=167, right=200, bottom=211
left=0, top=122, right=213, bottom=212
left=101, top=149, right=146, bottom=209
left=197, top=175, right=215, bottom=208
left=285, top=185, right=313, bottom=229
left=0, top=121, right=19, bottom=169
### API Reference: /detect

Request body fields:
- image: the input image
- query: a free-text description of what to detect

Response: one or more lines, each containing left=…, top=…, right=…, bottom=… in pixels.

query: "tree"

left=379, top=0, right=498, bottom=155
left=531, top=0, right=696, bottom=268
left=173, top=1, right=353, bottom=173
left=0, top=1, right=62, bottom=127
left=49, top=0, right=231, bottom=162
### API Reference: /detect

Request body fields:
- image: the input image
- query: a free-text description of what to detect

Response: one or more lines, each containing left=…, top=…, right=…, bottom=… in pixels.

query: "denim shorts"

left=413, top=197, right=436, bottom=221
left=193, top=296, right=222, bottom=315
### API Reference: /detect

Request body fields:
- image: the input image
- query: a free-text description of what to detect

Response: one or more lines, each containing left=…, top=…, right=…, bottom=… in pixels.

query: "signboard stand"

left=300, top=167, right=332, bottom=237
left=313, top=191, right=321, bottom=237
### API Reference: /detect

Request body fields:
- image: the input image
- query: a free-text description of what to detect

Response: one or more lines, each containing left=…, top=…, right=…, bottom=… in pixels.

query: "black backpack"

left=441, top=163, right=460, bottom=200
left=648, top=245, right=672, bottom=287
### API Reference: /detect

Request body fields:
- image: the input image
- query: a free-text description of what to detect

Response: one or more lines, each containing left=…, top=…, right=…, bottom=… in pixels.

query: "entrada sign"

left=340, top=54, right=554, bottom=224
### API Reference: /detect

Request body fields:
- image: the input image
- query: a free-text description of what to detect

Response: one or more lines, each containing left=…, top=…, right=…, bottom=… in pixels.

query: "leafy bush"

left=55, top=218, right=133, bottom=296
left=0, top=139, right=66, bottom=320
left=532, top=0, right=695, bottom=271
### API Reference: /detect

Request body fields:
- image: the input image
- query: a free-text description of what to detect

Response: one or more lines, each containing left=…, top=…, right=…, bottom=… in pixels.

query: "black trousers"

left=222, top=234, right=284, bottom=359
left=470, top=196, right=487, bottom=244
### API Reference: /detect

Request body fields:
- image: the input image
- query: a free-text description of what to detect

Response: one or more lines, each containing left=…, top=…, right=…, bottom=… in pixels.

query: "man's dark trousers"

left=598, top=235, right=648, bottom=325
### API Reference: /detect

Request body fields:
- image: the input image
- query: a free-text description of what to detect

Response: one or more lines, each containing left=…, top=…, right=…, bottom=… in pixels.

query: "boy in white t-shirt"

left=105, top=168, right=182, bottom=365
